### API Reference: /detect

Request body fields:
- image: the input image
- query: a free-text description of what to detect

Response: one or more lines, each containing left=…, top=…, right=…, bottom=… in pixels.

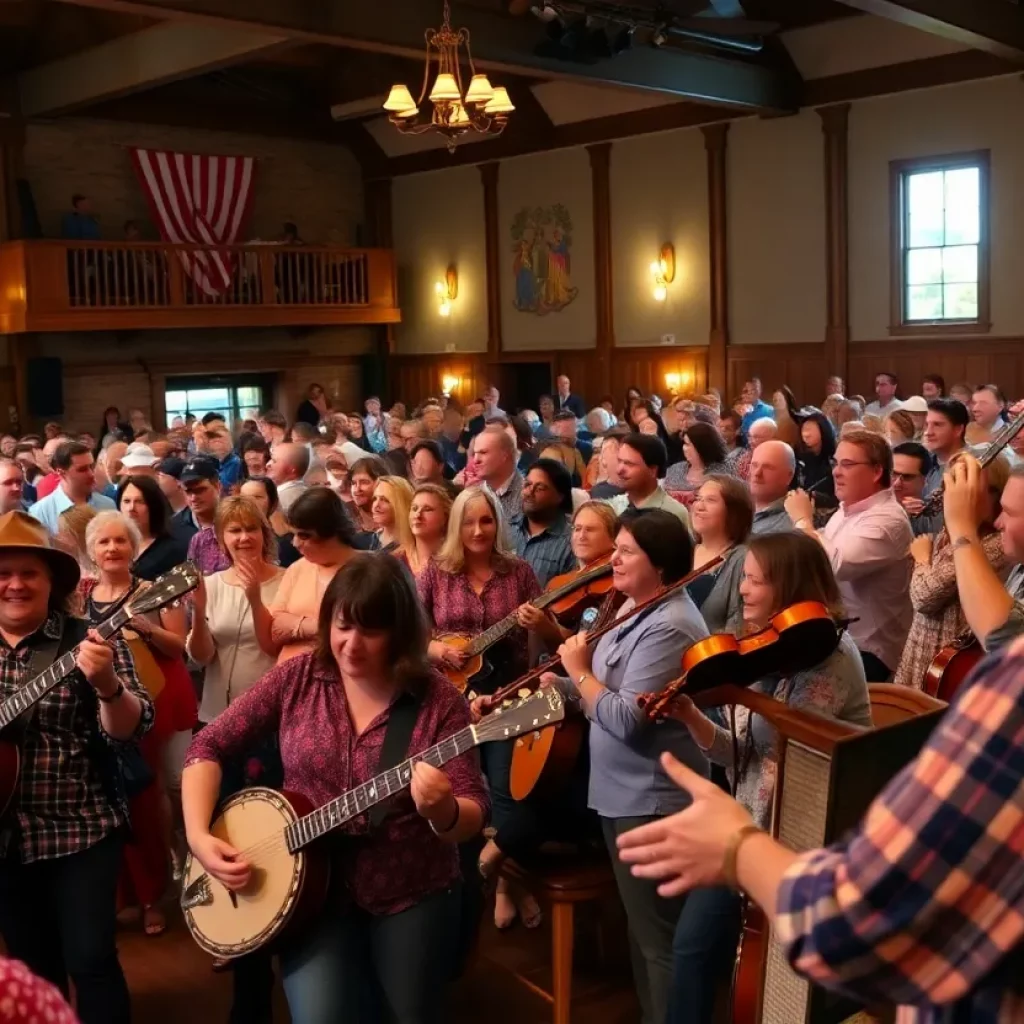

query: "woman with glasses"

left=894, top=453, right=1011, bottom=688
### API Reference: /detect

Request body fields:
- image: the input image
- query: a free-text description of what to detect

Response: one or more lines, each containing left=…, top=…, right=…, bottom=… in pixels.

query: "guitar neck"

left=286, top=725, right=478, bottom=851
left=0, top=609, right=129, bottom=730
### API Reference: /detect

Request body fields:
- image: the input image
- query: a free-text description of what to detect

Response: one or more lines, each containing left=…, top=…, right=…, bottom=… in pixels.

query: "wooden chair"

left=498, top=849, right=617, bottom=1024
left=869, top=683, right=947, bottom=728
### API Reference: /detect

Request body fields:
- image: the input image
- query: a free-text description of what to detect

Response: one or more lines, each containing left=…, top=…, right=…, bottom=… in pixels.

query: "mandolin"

left=181, top=688, right=565, bottom=959
left=922, top=631, right=982, bottom=701
left=435, top=559, right=612, bottom=691
left=0, top=562, right=200, bottom=820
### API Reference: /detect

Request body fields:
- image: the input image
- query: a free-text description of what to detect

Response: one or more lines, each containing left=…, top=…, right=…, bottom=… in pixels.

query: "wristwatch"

left=97, top=681, right=125, bottom=704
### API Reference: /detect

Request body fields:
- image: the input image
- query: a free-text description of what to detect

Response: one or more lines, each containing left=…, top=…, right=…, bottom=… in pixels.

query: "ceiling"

left=0, top=0, right=1016, bottom=164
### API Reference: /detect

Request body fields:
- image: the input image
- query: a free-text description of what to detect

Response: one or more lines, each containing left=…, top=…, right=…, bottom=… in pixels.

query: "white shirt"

left=819, top=488, right=913, bottom=671
left=863, top=398, right=904, bottom=418
left=276, top=479, right=307, bottom=512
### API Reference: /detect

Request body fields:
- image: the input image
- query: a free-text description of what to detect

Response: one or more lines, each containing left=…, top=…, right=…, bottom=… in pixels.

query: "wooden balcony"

left=0, top=240, right=401, bottom=333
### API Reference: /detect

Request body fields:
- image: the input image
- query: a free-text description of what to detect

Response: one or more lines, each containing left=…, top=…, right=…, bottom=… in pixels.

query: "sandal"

left=517, top=892, right=543, bottom=930
left=143, top=905, right=166, bottom=937
left=494, top=878, right=518, bottom=930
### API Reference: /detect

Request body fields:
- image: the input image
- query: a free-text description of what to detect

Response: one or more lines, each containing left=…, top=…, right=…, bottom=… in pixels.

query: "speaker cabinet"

left=26, top=357, right=64, bottom=418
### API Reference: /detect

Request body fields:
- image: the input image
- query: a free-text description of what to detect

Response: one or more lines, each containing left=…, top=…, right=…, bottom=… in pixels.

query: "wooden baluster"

left=259, top=249, right=275, bottom=305
left=168, top=249, right=185, bottom=307
left=100, top=246, right=110, bottom=306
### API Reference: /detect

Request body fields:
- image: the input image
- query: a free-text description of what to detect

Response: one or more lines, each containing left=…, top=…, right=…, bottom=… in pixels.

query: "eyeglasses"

left=829, top=458, right=874, bottom=470
left=892, top=471, right=922, bottom=482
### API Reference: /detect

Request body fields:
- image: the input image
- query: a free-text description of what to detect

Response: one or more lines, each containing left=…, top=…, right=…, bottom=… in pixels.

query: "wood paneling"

left=702, top=124, right=729, bottom=392
left=389, top=352, right=489, bottom=409
left=728, top=343, right=828, bottom=405
left=847, top=336, right=1024, bottom=400
left=820, top=104, right=850, bottom=382
left=587, top=143, right=614, bottom=397
left=611, top=347, right=709, bottom=405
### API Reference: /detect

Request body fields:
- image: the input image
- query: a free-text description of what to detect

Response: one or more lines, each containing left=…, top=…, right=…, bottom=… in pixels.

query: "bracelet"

left=722, top=824, right=762, bottom=890
left=577, top=671, right=592, bottom=687
left=429, top=799, right=461, bottom=836
left=97, top=681, right=126, bottom=704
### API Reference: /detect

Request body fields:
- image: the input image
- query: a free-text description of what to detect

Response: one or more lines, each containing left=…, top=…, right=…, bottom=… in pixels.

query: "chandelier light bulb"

left=464, top=74, right=494, bottom=106
left=429, top=73, right=462, bottom=103
left=653, top=284, right=668, bottom=302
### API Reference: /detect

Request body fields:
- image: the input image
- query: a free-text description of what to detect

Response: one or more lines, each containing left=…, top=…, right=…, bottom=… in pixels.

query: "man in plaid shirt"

left=616, top=638, right=1024, bottom=1022
left=0, top=511, right=153, bottom=1024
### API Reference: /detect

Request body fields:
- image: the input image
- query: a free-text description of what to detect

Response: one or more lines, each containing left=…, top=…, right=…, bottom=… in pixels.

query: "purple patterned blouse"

left=185, top=653, right=489, bottom=916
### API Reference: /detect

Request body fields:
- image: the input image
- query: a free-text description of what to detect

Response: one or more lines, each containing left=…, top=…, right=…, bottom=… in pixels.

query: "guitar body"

left=923, top=637, right=983, bottom=702
left=730, top=902, right=766, bottom=1024
left=509, top=712, right=586, bottom=801
left=181, top=787, right=330, bottom=959
left=0, top=739, right=20, bottom=822
left=434, top=634, right=486, bottom=693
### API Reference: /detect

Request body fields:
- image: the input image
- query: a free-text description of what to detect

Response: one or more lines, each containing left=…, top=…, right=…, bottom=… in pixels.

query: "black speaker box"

left=26, top=357, right=64, bottom=418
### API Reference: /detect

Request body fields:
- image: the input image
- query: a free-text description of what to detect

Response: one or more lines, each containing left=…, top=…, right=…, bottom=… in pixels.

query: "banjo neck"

left=284, top=725, right=478, bottom=853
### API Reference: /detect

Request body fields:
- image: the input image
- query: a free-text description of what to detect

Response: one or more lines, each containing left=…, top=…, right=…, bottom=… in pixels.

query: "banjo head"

left=181, top=787, right=306, bottom=959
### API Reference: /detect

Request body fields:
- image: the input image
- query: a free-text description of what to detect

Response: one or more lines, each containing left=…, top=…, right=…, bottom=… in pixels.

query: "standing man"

left=0, top=459, right=27, bottom=514
left=863, top=372, right=903, bottom=418
left=28, top=441, right=115, bottom=535
left=0, top=511, right=152, bottom=1024
left=174, top=457, right=226, bottom=574
left=824, top=376, right=844, bottom=399
left=267, top=443, right=310, bottom=514
left=509, top=460, right=576, bottom=587
left=156, top=457, right=188, bottom=516
left=555, top=375, right=586, bottom=420
left=483, top=386, right=507, bottom=421
left=473, top=425, right=523, bottom=524
left=786, top=429, right=913, bottom=681
left=439, top=406, right=466, bottom=474
left=739, top=379, right=774, bottom=436
left=610, top=434, right=691, bottom=531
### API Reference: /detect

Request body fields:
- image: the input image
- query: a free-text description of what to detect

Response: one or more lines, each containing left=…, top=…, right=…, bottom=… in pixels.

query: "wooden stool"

left=499, top=850, right=617, bottom=1024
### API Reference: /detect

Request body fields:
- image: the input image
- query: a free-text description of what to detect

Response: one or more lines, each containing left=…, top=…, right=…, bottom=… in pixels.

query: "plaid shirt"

left=775, top=643, right=1024, bottom=1022
left=0, top=612, right=153, bottom=864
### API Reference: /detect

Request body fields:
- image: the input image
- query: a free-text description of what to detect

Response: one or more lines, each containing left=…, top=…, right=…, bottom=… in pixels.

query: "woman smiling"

left=371, top=476, right=414, bottom=553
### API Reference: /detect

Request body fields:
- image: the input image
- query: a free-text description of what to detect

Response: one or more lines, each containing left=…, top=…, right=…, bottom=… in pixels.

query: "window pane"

left=186, top=388, right=229, bottom=412
left=165, top=390, right=187, bottom=412
left=907, top=171, right=945, bottom=248
left=941, top=244, right=978, bottom=284
left=907, top=247, right=942, bottom=285
left=907, top=284, right=943, bottom=321
left=944, top=167, right=980, bottom=245
left=237, top=387, right=262, bottom=407
left=944, top=282, right=978, bottom=320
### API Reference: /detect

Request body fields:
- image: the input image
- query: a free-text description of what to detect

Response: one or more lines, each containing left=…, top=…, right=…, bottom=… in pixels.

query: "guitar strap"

left=8, top=618, right=73, bottom=738
left=369, top=690, right=422, bottom=828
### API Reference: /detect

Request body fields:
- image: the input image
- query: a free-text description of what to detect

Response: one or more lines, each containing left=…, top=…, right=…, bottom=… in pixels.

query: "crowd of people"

left=0, top=367, right=1021, bottom=1024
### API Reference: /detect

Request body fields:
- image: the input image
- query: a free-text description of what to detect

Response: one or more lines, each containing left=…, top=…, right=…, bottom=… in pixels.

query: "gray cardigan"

left=697, top=545, right=746, bottom=634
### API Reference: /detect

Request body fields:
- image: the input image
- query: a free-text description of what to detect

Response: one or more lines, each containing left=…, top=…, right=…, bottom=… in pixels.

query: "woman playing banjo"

left=181, top=554, right=489, bottom=1023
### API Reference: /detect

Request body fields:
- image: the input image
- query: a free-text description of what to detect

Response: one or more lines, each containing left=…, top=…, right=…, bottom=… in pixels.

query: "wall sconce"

left=650, top=243, right=676, bottom=302
left=435, top=265, right=458, bottom=317
left=442, top=374, right=461, bottom=396
left=664, top=370, right=693, bottom=397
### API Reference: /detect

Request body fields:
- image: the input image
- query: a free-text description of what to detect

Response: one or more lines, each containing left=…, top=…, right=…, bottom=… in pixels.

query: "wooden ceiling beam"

left=831, top=0, right=1024, bottom=62
left=50, top=0, right=802, bottom=112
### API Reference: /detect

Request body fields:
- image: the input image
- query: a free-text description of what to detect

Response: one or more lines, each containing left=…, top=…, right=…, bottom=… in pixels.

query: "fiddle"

left=640, top=601, right=843, bottom=721
left=543, top=556, right=614, bottom=619
left=482, top=554, right=725, bottom=709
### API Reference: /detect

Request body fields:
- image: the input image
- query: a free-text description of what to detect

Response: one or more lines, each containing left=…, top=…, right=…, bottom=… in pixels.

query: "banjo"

left=181, top=686, right=565, bottom=958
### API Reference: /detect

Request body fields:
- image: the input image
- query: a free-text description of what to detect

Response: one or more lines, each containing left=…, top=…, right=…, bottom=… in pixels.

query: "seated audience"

left=371, top=475, right=415, bottom=553
left=748, top=440, right=795, bottom=535
left=400, top=483, right=453, bottom=576
left=609, top=433, right=691, bottom=531
left=796, top=411, right=837, bottom=511
left=509, top=459, right=576, bottom=587
left=891, top=441, right=933, bottom=536
left=664, top=422, right=732, bottom=498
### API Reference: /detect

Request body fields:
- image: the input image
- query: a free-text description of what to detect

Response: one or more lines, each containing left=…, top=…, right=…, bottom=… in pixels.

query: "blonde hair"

left=435, top=485, right=514, bottom=574
left=861, top=413, right=884, bottom=434
left=58, top=504, right=99, bottom=570
left=403, top=484, right=454, bottom=566
left=375, top=476, right=414, bottom=552
left=215, top=496, right=277, bottom=563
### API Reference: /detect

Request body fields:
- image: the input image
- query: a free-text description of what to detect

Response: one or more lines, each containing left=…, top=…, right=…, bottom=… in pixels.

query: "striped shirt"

left=775, top=642, right=1024, bottom=1022
left=509, top=512, right=575, bottom=588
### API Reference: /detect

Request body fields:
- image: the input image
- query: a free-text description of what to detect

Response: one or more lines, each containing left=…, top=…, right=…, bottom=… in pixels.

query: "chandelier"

left=382, top=1, right=515, bottom=152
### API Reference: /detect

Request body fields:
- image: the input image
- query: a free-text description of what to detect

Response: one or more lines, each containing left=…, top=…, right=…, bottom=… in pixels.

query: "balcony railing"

left=0, top=240, right=400, bottom=333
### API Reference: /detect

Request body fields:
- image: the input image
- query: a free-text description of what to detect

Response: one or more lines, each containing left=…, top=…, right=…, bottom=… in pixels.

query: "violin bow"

left=482, top=553, right=725, bottom=709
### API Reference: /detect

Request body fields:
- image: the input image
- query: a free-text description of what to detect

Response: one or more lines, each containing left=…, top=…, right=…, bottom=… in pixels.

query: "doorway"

left=164, top=374, right=276, bottom=430
left=497, top=361, right=553, bottom=416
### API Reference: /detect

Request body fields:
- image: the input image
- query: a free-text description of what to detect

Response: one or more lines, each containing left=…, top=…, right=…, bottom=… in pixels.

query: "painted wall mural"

left=510, top=204, right=579, bottom=315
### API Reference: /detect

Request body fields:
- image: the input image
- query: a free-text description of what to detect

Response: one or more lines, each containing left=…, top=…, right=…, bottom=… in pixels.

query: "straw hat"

left=0, top=511, right=81, bottom=597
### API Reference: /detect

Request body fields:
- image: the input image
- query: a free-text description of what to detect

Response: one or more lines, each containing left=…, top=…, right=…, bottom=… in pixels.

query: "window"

left=890, top=151, right=989, bottom=334
left=164, top=375, right=274, bottom=429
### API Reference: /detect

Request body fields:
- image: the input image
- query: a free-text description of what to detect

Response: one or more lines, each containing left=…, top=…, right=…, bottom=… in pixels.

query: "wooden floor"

left=120, top=904, right=641, bottom=1023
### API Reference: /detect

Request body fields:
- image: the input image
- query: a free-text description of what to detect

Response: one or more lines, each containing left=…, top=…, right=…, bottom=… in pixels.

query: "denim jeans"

left=0, top=830, right=131, bottom=1024
left=480, top=737, right=516, bottom=831
left=669, top=885, right=743, bottom=1024
left=280, top=884, right=463, bottom=1024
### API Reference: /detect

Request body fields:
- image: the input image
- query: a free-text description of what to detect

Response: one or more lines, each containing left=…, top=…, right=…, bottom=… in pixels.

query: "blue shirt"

left=29, top=487, right=115, bottom=536
left=60, top=212, right=101, bottom=241
left=218, top=453, right=243, bottom=493
left=564, top=588, right=710, bottom=818
left=741, top=399, right=774, bottom=435
left=510, top=512, right=575, bottom=588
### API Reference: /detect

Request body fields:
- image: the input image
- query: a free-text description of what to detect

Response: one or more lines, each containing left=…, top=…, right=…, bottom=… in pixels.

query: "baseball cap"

left=179, top=457, right=221, bottom=484
left=121, top=442, right=157, bottom=469
left=155, top=456, right=186, bottom=480
left=901, top=395, right=929, bottom=414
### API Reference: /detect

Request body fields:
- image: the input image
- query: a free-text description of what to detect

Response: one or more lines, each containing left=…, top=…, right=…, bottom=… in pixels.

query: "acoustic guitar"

left=0, top=562, right=200, bottom=820
left=180, top=688, right=566, bottom=959
left=436, top=560, right=612, bottom=691
left=922, top=632, right=983, bottom=701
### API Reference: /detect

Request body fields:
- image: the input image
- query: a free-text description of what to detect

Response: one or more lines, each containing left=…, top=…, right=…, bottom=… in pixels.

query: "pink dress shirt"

left=819, top=488, right=913, bottom=671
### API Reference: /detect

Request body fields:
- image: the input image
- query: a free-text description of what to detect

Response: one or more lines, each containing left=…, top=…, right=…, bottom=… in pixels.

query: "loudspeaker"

left=359, top=352, right=387, bottom=404
left=26, top=357, right=64, bottom=418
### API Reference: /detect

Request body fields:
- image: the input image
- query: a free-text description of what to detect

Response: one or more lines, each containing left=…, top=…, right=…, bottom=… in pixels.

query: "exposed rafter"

left=49, top=0, right=802, bottom=112
left=832, top=0, right=1024, bottom=62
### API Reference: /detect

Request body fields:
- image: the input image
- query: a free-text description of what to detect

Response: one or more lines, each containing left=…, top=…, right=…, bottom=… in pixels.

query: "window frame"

left=164, top=373, right=274, bottom=429
left=889, top=149, right=991, bottom=336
